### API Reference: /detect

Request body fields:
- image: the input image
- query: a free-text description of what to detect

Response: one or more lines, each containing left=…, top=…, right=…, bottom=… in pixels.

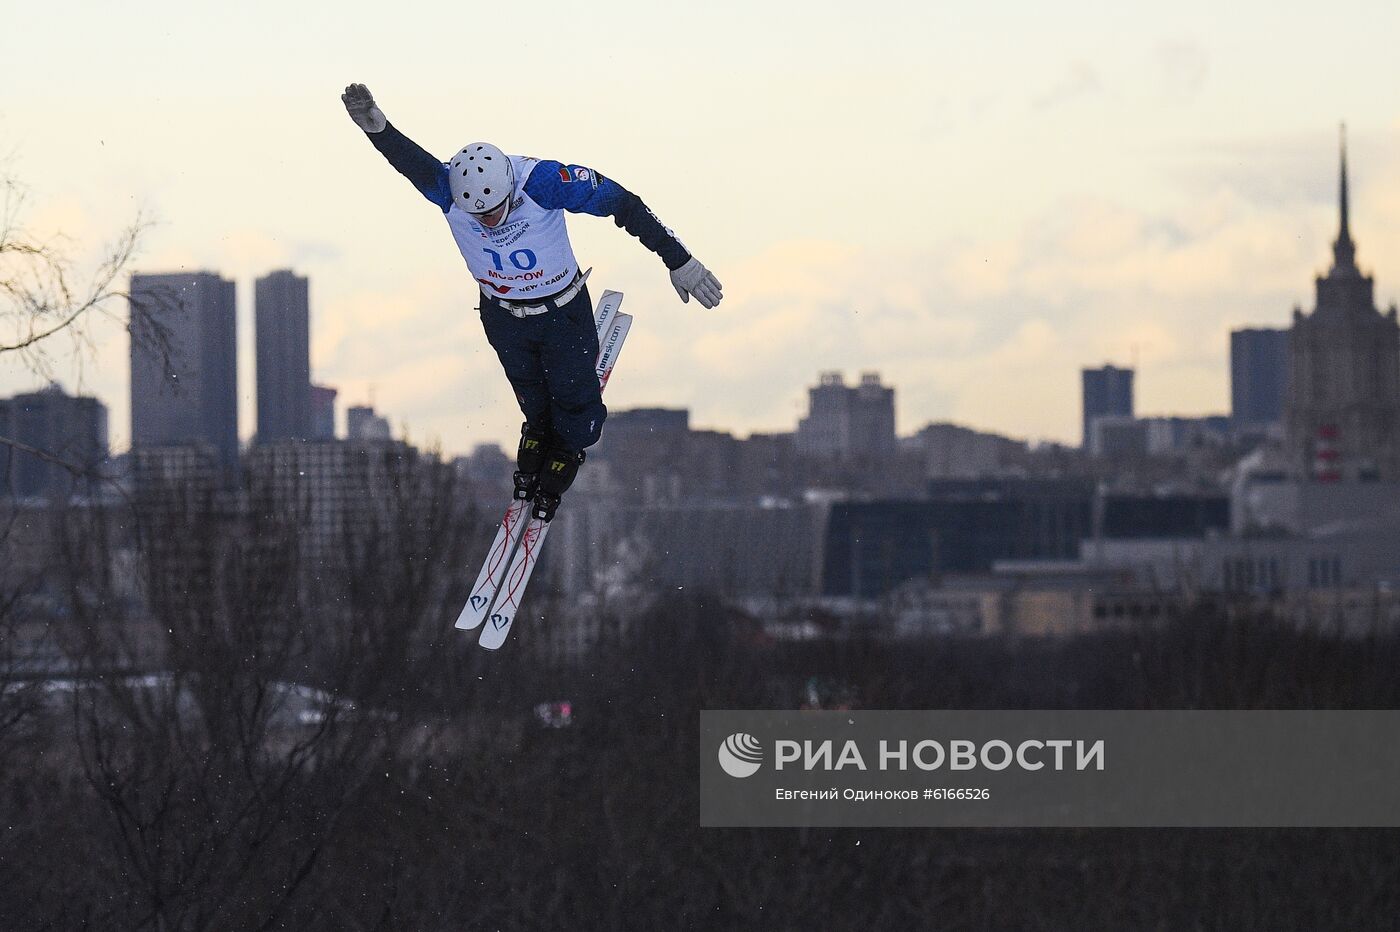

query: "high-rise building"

left=311, top=384, right=338, bottom=440
left=795, top=371, right=896, bottom=459
left=1286, top=128, right=1400, bottom=481
left=1089, top=415, right=1149, bottom=459
left=0, top=384, right=108, bottom=500
left=244, top=438, right=426, bottom=569
left=255, top=270, right=311, bottom=442
left=1231, top=328, right=1290, bottom=429
left=454, top=443, right=512, bottom=492
left=1143, top=415, right=1232, bottom=455
left=912, top=422, right=1026, bottom=478
left=582, top=407, right=690, bottom=504
left=602, top=407, right=690, bottom=436
left=346, top=404, right=392, bottom=441
left=1081, top=365, right=1134, bottom=449
left=129, top=271, right=238, bottom=470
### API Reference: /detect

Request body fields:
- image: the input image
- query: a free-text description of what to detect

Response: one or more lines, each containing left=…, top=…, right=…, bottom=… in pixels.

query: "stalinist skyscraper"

left=1285, top=127, right=1400, bottom=481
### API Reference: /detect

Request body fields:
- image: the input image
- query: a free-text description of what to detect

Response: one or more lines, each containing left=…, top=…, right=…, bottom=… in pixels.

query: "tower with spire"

left=1285, top=125, right=1400, bottom=481
left=1332, top=124, right=1357, bottom=273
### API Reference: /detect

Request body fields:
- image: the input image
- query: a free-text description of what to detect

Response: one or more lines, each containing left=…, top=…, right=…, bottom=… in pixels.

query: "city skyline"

left=9, top=7, right=1400, bottom=920
left=6, top=2, right=1400, bottom=455
left=3, top=129, right=1380, bottom=464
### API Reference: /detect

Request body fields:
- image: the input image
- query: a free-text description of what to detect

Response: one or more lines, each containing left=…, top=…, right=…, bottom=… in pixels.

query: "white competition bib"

left=444, top=156, right=581, bottom=300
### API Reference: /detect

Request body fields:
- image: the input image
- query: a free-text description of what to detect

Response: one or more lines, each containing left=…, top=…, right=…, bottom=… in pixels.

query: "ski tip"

left=478, top=597, right=529, bottom=649
left=478, top=622, right=512, bottom=650
left=454, top=597, right=487, bottom=630
left=455, top=610, right=487, bottom=631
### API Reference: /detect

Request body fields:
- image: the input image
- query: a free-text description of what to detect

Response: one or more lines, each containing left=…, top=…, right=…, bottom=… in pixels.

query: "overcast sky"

left=5, top=0, right=1400, bottom=455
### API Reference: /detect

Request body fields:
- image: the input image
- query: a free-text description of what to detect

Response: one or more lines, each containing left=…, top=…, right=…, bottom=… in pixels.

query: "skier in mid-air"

left=341, top=83, right=723, bottom=521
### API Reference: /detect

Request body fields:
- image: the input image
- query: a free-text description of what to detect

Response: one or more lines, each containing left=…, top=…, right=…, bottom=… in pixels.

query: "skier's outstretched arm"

left=524, top=161, right=723, bottom=309
left=341, top=83, right=452, bottom=212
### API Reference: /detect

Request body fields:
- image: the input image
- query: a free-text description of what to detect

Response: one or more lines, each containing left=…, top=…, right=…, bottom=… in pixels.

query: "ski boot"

left=513, top=423, right=550, bottom=502
left=531, top=445, right=586, bottom=522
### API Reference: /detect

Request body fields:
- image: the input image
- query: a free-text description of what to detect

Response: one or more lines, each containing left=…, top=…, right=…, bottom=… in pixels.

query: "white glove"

left=341, top=83, right=387, bottom=134
left=670, top=256, right=723, bottom=309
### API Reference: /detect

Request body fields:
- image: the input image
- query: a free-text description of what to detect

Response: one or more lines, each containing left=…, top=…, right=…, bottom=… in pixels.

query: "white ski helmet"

left=449, top=142, right=514, bottom=215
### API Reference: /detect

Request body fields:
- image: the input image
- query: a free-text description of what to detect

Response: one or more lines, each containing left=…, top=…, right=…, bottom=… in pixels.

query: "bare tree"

left=0, top=443, right=483, bottom=929
left=3, top=175, right=137, bottom=370
left=0, top=510, right=44, bottom=768
left=0, top=170, right=174, bottom=481
left=0, top=168, right=183, bottom=813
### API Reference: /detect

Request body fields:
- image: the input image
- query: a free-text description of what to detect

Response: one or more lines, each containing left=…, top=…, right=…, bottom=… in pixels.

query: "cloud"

left=677, top=158, right=1385, bottom=444
left=1155, top=39, right=1210, bottom=99
left=1162, top=127, right=1387, bottom=214
left=913, top=175, right=1389, bottom=433
left=932, top=318, right=1079, bottom=436
left=1031, top=61, right=1101, bottom=112
left=19, top=106, right=1400, bottom=455
left=919, top=93, right=1002, bottom=141
left=495, top=134, right=1366, bottom=446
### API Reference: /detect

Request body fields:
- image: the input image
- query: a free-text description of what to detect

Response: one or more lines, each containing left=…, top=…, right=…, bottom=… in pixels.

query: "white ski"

left=476, top=514, right=552, bottom=650
left=455, top=497, right=531, bottom=630
left=457, top=289, right=632, bottom=646
left=480, top=308, right=631, bottom=649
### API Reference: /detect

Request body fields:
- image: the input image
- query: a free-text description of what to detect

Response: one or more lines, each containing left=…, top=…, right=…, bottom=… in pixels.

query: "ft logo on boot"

left=533, top=448, right=586, bottom=521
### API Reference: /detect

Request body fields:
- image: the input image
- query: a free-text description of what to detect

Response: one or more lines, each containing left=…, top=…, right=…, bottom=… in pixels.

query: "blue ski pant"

left=478, top=285, right=607, bottom=452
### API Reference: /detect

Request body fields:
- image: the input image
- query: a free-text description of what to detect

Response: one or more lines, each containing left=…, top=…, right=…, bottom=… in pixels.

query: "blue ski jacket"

left=368, top=122, right=692, bottom=282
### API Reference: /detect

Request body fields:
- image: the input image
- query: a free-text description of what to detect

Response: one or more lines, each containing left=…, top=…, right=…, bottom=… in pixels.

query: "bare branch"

left=0, top=433, right=90, bottom=479
left=0, top=172, right=168, bottom=382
